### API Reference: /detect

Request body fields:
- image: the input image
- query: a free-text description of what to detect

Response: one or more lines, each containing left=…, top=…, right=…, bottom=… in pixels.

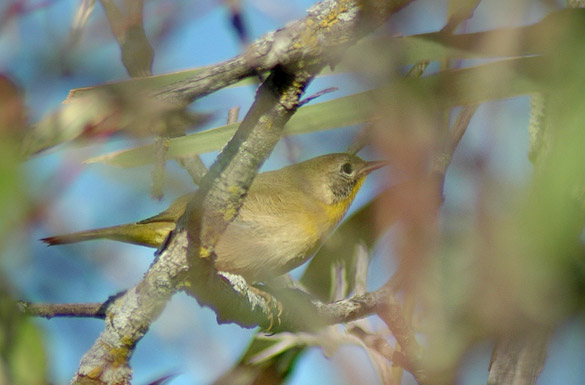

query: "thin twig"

left=17, top=275, right=397, bottom=333
left=227, top=106, right=240, bottom=124
left=100, top=0, right=153, bottom=77
left=177, top=108, right=239, bottom=186
left=406, top=60, right=429, bottom=78
left=17, top=301, right=106, bottom=319
left=176, top=156, right=208, bottom=186
left=375, top=284, right=426, bottom=384
left=348, top=325, right=395, bottom=362
left=353, top=243, right=369, bottom=296
left=330, top=262, right=347, bottom=302
left=225, top=0, right=249, bottom=45
left=175, top=105, right=237, bottom=186
left=432, top=104, right=479, bottom=195
left=347, top=122, right=374, bottom=155
left=298, top=87, right=339, bottom=107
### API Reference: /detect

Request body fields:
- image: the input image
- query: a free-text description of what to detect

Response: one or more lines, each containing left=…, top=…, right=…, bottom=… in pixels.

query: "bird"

left=42, top=153, right=385, bottom=282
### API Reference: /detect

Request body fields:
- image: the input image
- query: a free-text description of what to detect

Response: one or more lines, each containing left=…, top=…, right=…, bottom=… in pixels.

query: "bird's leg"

left=250, top=284, right=284, bottom=332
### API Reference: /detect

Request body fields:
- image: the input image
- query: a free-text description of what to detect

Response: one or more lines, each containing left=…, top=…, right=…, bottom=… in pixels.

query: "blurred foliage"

left=0, top=74, right=48, bottom=385
left=7, top=0, right=585, bottom=384
left=213, top=338, right=302, bottom=385
left=0, top=75, right=27, bottom=250
left=0, top=286, right=48, bottom=385
left=32, top=9, right=585, bottom=165
left=217, top=5, right=585, bottom=384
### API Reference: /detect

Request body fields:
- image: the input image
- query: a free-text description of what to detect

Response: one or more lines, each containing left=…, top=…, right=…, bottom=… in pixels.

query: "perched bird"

left=43, top=153, right=385, bottom=282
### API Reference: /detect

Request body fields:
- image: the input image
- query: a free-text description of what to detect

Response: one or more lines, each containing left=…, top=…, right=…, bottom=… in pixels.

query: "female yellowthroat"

left=43, top=153, right=385, bottom=282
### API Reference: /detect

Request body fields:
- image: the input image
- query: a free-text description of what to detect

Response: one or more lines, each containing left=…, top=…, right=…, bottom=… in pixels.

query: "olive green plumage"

left=43, top=153, right=385, bottom=282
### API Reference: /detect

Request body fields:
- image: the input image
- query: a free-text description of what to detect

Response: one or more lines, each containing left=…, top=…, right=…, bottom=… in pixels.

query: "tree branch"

left=21, top=278, right=403, bottom=331
left=17, top=301, right=106, bottom=319
left=151, top=0, right=414, bottom=106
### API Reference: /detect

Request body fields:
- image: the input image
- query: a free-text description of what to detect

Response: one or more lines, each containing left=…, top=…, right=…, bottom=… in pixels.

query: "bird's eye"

left=341, top=162, right=353, bottom=175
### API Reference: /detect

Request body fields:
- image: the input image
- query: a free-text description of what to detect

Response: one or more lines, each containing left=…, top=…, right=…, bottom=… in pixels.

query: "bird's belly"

left=213, top=216, right=323, bottom=282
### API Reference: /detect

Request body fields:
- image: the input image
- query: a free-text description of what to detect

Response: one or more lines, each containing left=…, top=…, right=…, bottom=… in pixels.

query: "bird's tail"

left=41, top=222, right=175, bottom=249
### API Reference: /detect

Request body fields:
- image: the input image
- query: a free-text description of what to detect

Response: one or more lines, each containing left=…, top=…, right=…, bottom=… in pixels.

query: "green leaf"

left=86, top=89, right=377, bottom=167
left=9, top=320, right=48, bottom=385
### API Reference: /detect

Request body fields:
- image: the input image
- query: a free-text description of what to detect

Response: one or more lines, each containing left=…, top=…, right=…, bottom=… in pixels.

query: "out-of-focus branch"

left=488, top=330, right=551, bottom=385
left=227, top=106, right=240, bottom=125
left=225, top=0, right=249, bottom=46
left=484, top=5, right=585, bottom=379
left=376, top=283, right=426, bottom=384
left=100, top=0, right=154, bottom=77
left=99, top=0, right=164, bottom=197
left=349, top=325, right=395, bottom=362
left=65, top=0, right=96, bottom=53
left=432, top=104, right=478, bottom=195
left=441, top=0, right=481, bottom=34
left=175, top=106, right=240, bottom=186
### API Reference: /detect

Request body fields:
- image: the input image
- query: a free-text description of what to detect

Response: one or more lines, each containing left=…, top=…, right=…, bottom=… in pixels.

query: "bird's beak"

left=360, top=160, right=388, bottom=176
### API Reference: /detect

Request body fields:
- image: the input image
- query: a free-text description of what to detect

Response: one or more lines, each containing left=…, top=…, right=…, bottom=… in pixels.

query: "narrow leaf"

left=86, top=56, right=543, bottom=167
